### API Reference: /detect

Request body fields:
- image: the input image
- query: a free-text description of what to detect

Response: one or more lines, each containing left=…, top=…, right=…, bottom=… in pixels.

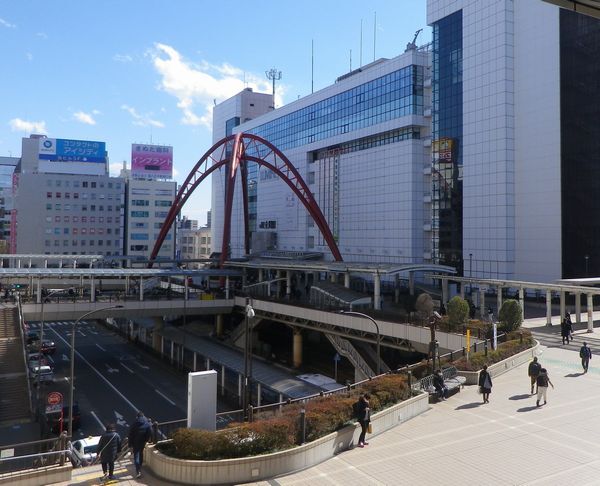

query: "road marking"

left=114, top=410, right=128, bottom=427
left=105, top=364, right=119, bottom=373
left=90, top=410, right=105, bottom=430
left=96, top=344, right=106, bottom=352
left=155, top=389, right=177, bottom=406
left=120, top=363, right=134, bottom=374
left=135, top=362, right=150, bottom=370
left=62, top=354, right=69, bottom=362
left=47, top=327, right=141, bottom=415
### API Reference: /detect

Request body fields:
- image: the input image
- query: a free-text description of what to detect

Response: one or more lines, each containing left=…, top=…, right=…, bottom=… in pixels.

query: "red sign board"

left=47, top=392, right=63, bottom=406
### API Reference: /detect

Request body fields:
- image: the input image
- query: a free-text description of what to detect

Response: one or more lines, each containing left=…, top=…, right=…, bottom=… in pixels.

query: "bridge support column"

left=152, top=317, right=163, bottom=353
left=36, top=280, right=41, bottom=304
left=286, top=271, right=292, bottom=299
left=560, top=291, right=566, bottom=322
left=442, top=279, right=448, bottom=308
left=546, top=290, right=552, bottom=326
left=576, top=293, right=581, bottom=324
left=242, top=269, right=247, bottom=288
left=125, top=277, right=130, bottom=295
left=276, top=270, right=282, bottom=297
left=139, top=277, right=144, bottom=301
left=479, top=289, right=486, bottom=319
left=373, top=273, right=381, bottom=310
left=225, top=276, right=230, bottom=299
left=90, top=278, right=96, bottom=303
left=293, top=329, right=303, bottom=368
left=221, top=365, right=226, bottom=396
left=496, top=286, right=502, bottom=316
left=330, top=273, right=336, bottom=283
left=519, top=288, right=525, bottom=321
left=394, top=274, right=400, bottom=303
left=409, top=272, right=415, bottom=296
left=216, top=314, right=224, bottom=337
left=344, top=272, right=350, bottom=289
left=257, top=383, right=262, bottom=407
left=587, top=293, right=594, bottom=333
left=258, top=269, right=263, bottom=282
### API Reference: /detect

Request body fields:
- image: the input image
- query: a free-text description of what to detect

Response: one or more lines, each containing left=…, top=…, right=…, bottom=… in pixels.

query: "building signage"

left=432, top=137, right=454, bottom=162
left=131, top=144, right=173, bottom=179
left=39, top=138, right=106, bottom=163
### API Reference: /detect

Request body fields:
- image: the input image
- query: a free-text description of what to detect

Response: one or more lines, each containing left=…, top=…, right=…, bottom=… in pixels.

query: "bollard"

left=59, top=431, right=67, bottom=466
left=450, top=351, right=454, bottom=362
left=152, top=421, right=159, bottom=443
left=474, top=342, right=477, bottom=353
left=407, top=370, right=412, bottom=389
left=248, top=405, right=254, bottom=423
left=299, top=408, right=306, bottom=445
left=484, top=340, right=488, bottom=356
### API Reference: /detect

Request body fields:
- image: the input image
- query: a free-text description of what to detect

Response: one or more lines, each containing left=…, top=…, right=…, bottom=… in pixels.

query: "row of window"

left=130, top=188, right=174, bottom=196
left=129, top=244, right=172, bottom=252
left=130, top=233, right=172, bottom=240
left=130, top=200, right=172, bottom=207
left=44, top=227, right=120, bottom=235
left=46, top=204, right=120, bottom=212
left=45, top=216, right=120, bottom=224
left=46, top=180, right=122, bottom=189
left=130, top=211, right=170, bottom=218
left=46, top=192, right=121, bottom=200
left=45, top=239, right=120, bottom=247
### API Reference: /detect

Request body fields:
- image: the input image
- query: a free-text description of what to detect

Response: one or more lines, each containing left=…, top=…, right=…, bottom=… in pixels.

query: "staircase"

left=0, top=306, right=32, bottom=424
left=325, top=333, right=376, bottom=381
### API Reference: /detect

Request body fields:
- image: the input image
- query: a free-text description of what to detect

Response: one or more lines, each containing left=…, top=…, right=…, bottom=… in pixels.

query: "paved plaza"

left=59, top=317, right=600, bottom=486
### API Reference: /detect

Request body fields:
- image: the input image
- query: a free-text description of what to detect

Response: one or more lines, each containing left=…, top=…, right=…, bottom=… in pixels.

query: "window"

left=64, top=228, right=69, bottom=234
left=74, top=193, right=79, bottom=199
left=73, top=181, right=80, bottom=188
left=55, top=204, right=61, bottom=210
left=55, top=180, right=62, bottom=187
left=90, top=228, right=95, bottom=234
left=91, top=182, right=96, bottom=188
left=91, top=205, right=96, bottom=211
left=73, top=216, right=79, bottom=223
left=131, top=211, right=149, bottom=218
left=99, top=217, right=104, bottom=223
left=65, top=192, right=70, bottom=199
left=55, top=192, right=61, bottom=198
left=82, top=205, right=87, bottom=211
left=154, top=200, right=172, bottom=207
left=54, top=216, right=61, bottom=223
left=47, top=192, right=52, bottom=198
left=90, top=217, right=96, bottom=223
left=82, top=181, right=88, bottom=188
left=64, top=216, right=70, bottom=222
left=73, top=228, right=78, bottom=235
left=82, top=216, right=87, bottom=223
left=46, top=203, right=52, bottom=210
left=64, top=204, right=71, bottom=211
left=131, top=233, right=149, bottom=240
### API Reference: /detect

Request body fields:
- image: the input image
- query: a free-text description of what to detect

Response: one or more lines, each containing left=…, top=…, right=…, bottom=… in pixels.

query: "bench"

left=414, top=366, right=466, bottom=401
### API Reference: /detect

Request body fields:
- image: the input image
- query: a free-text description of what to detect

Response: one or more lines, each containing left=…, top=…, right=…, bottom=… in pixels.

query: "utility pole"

left=265, top=68, right=282, bottom=106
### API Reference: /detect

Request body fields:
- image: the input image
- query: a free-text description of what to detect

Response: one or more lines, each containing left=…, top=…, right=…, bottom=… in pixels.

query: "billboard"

left=131, top=144, right=173, bottom=179
left=38, top=138, right=106, bottom=163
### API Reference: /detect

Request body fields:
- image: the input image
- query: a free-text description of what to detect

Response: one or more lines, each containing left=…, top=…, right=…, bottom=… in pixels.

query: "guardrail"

left=0, top=436, right=67, bottom=475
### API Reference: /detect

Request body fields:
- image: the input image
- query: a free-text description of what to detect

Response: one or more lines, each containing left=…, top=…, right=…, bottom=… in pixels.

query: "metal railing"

left=325, top=333, right=375, bottom=379
left=0, top=436, right=68, bottom=475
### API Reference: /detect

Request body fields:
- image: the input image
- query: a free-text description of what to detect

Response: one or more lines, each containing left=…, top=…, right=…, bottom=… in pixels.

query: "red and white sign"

left=47, top=391, right=63, bottom=406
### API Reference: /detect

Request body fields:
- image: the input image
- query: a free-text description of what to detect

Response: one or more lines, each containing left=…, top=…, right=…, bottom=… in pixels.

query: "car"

left=28, top=353, right=54, bottom=370
left=40, top=340, right=56, bottom=355
left=48, top=403, right=81, bottom=434
left=26, top=331, right=39, bottom=345
left=70, top=436, right=100, bottom=467
left=29, top=365, right=54, bottom=384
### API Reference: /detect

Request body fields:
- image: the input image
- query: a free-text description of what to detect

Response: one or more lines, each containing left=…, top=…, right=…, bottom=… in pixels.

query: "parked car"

left=29, top=365, right=54, bottom=384
left=70, top=436, right=100, bottom=467
left=26, top=331, right=39, bottom=345
left=40, top=340, right=56, bottom=355
left=28, top=353, right=55, bottom=370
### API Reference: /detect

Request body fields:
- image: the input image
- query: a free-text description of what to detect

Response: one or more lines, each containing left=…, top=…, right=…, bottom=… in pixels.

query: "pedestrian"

left=535, top=368, right=554, bottom=407
left=478, top=364, right=492, bottom=403
left=560, top=317, right=570, bottom=345
left=528, top=356, right=542, bottom=395
left=97, top=423, right=121, bottom=481
left=356, top=393, right=371, bottom=448
left=565, top=312, right=573, bottom=339
left=580, top=341, right=592, bottom=373
left=433, top=369, right=448, bottom=401
left=128, top=411, right=152, bottom=479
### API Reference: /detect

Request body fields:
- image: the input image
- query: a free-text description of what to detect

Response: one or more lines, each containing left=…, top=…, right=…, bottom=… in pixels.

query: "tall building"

left=0, top=156, right=19, bottom=252
left=212, top=52, right=431, bottom=265
left=14, top=135, right=125, bottom=256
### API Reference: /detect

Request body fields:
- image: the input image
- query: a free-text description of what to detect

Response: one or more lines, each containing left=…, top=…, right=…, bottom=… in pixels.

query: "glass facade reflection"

left=560, top=9, right=600, bottom=278
left=248, top=65, right=424, bottom=151
left=431, top=10, right=463, bottom=271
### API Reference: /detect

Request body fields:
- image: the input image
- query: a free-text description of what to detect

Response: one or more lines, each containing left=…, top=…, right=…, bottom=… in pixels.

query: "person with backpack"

left=97, top=423, right=121, bottom=481
left=528, top=357, right=542, bottom=395
left=354, top=393, right=371, bottom=448
left=580, top=342, right=592, bottom=373
left=536, top=368, right=554, bottom=407
left=128, top=411, right=152, bottom=479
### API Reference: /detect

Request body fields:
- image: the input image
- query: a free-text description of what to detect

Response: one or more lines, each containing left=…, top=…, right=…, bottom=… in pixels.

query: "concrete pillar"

left=258, top=269, right=263, bottom=282
left=44, top=259, right=48, bottom=268
left=72, top=259, right=76, bottom=269
left=546, top=290, right=552, bottom=326
left=36, top=280, right=42, bottom=304
left=216, top=314, right=224, bottom=337
left=519, top=288, right=525, bottom=322
left=560, top=291, right=566, bottom=321
left=496, top=286, right=502, bottom=315
left=225, top=276, right=229, bottom=299
left=170, top=341, right=174, bottom=364
left=17, top=259, right=21, bottom=269
left=257, top=383, right=262, bottom=407
left=206, top=358, right=211, bottom=370
left=193, top=352, right=197, bottom=371
left=344, top=272, right=350, bottom=289
left=480, top=289, right=486, bottom=319
left=409, top=272, right=415, bottom=296
left=576, top=293, right=582, bottom=324
left=394, top=274, right=400, bottom=303
left=293, top=329, right=303, bottom=368
left=152, top=316, right=164, bottom=352
left=125, top=276, right=130, bottom=294
left=276, top=270, right=282, bottom=296
left=139, top=277, right=144, bottom=301
left=442, top=279, right=448, bottom=307
left=587, top=293, right=594, bottom=333
left=238, top=374, right=242, bottom=402
left=373, top=273, right=381, bottom=310
left=460, top=281, right=465, bottom=299
left=286, top=271, right=292, bottom=299
left=90, top=278, right=95, bottom=303
left=221, top=365, right=226, bottom=396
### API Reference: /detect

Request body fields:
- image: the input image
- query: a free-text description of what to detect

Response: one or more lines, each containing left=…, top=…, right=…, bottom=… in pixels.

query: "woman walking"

left=97, top=423, right=121, bottom=481
left=478, top=365, right=493, bottom=404
left=356, top=393, right=371, bottom=448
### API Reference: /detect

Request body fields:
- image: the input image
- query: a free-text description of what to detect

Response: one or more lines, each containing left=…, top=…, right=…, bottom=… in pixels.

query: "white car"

left=29, top=365, right=54, bottom=383
left=28, top=353, right=54, bottom=370
left=71, top=436, right=100, bottom=467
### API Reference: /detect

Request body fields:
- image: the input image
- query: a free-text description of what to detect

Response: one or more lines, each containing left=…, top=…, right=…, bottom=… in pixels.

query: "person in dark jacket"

left=97, top=423, right=121, bottom=481
left=560, top=318, right=570, bottom=345
left=580, top=342, right=592, bottom=373
left=356, top=393, right=371, bottom=448
left=528, top=357, right=542, bottom=394
left=433, top=369, right=448, bottom=400
left=478, top=365, right=492, bottom=404
left=128, top=411, right=152, bottom=478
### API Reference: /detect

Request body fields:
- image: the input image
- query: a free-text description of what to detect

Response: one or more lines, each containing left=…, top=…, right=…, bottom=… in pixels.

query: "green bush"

left=446, top=296, right=469, bottom=330
left=498, top=299, right=523, bottom=332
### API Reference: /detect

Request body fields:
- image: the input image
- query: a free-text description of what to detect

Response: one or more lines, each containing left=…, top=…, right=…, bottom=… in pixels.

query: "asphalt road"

left=27, top=319, right=189, bottom=440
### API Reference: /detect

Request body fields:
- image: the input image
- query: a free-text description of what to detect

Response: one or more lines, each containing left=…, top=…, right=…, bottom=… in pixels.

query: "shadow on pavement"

left=455, top=402, right=483, bottom=410
left=508, top=394, right=531, bottom=400
left=565, top=372, right=585, bottom=378
left=517, top=405, right=539, bottom=412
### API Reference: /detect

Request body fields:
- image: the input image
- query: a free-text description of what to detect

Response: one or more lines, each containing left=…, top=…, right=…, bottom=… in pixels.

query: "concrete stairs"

left=0, top=306, right=32, bottom=425
left=325, top=333, right=376, bottom=382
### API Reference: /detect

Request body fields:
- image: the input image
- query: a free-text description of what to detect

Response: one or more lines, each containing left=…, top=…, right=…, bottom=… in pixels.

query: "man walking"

left=528, top=357, right=542, bottom=395
left=536, top=368, right=554, bottom=407
left=580, top=342, right=592, bottom=373
left=128, top=411, right=152, bottom=479
left=98, top=423, right=121, bottom=481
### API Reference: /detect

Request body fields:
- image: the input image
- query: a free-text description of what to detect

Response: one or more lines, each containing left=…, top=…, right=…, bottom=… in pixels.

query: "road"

left=28, top=319, right=189, bottom=440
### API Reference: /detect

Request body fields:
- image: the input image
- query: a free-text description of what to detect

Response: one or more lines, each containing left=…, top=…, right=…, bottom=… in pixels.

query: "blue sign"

left=39, top=138, right=106, bottom=163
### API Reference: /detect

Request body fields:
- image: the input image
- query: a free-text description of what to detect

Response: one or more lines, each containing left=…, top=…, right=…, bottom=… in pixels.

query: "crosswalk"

left=26, top=320, right=92, bottom=329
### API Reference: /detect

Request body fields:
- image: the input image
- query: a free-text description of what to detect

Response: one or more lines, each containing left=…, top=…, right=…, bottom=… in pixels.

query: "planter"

left=146, top=392, right=429, bottom=485
left=457, top=340, right=540, bottom=385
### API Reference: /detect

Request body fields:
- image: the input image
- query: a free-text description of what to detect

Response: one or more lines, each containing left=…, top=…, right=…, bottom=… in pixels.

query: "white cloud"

left=148, top=43, right=284, bottom=128
left=36, top=32, right=48, bottom=39
left=0, top=18, right=16, bottom=29
left=9, top=118, right=47, bottom=134
left=73, top=111, right=97, bottom=125
left=113, top=54, right=133, bottom=63
left=121, top=104, right=164, bottom=128
left=109, top=162, right=124, bottom=176
left=26, top=52, right=33, bottom=61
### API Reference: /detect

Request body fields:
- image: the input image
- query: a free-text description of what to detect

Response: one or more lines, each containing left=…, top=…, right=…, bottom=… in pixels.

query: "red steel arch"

left=149, top=133, right=343, bottom=268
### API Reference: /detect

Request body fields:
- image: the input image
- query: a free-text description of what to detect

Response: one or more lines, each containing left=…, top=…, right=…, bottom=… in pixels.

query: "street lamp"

left=242, top=298, right=255, bottom=419
left=68, top=305, right=122, bottom=437
left=340, top=310, right=381, bottom=375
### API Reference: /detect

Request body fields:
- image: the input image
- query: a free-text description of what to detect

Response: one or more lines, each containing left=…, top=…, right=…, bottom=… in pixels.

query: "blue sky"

left=0, top=1, right=429, bottom=225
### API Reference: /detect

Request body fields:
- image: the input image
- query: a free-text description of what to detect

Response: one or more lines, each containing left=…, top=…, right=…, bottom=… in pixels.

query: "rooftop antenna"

left=373, top=11, right=377, bottom=61
left=406, top=28, right=423, bottom=52
left=311, top=39, right=314, bottom=94
left=349, top=49, right=352, bottom=71
left=360, top=19, right=363, bottom=67
left=265, top=68, right=282, bottom=106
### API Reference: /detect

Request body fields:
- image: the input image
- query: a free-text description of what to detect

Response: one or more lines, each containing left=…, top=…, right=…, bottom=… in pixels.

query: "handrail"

left=325, top=333, right=374, bottom=379
left=15, top=295, right=33, bottom=415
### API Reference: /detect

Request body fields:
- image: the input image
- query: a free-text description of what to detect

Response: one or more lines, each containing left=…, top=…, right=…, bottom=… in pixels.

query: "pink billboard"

left=131, top=144, right=173, bottom=179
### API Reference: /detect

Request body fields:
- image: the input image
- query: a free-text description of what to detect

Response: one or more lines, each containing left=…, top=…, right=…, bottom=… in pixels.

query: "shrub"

left=446, top=296, right=469, bottom=330
left=498, top=299, right=523, bottom=332
left=415, top=293, right=433, bottom=322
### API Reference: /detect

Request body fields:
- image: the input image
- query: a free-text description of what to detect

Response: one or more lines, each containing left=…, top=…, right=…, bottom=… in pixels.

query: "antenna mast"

left=265, top=68, right=282, bottom=106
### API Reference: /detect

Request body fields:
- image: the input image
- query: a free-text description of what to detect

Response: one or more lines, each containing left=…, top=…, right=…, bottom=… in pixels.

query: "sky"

left=0, top=0, right=430, bottom=226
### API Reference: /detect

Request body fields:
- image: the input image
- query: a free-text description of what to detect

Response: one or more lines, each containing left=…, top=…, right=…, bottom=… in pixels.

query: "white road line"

left=96, top=344, right=106, bottom=352
left=90, top=410, right=106, bottom=430
left=47, top=327, right=140, bottom=415
left=121, top=363, right=134, bottom=374
left=155, top=389, right=177, bottom=406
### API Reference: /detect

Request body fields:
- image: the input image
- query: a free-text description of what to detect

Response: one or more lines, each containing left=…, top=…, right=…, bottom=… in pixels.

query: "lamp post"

left=340, top=310, right=381, bottom=375
left=242, top=297, right=255, bottom=419
left=68, top=305, right=122, bottom=437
